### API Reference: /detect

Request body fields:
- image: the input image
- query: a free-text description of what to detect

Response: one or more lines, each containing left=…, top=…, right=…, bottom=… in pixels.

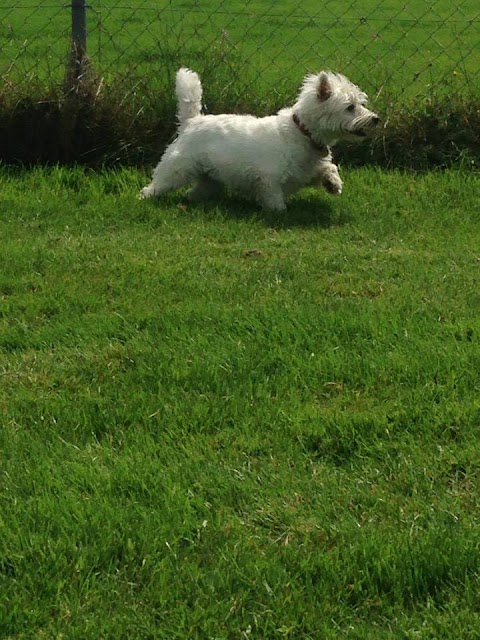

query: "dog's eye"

left=346, top=104, right=355, bottom=112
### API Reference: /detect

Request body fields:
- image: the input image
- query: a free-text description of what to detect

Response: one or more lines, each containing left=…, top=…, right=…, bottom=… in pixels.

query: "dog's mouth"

left=342, top=127, right=368, bottom=141
left=346, top=117, right=380, bottom=140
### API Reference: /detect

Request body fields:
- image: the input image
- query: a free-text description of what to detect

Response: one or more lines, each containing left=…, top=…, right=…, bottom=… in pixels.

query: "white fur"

left=175, top=67, right=202, bottom=131
left=140, top=67, right=379, bottom=211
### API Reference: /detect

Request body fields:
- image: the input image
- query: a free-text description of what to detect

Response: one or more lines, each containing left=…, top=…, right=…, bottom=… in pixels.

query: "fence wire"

left=1, top=1, right=479, bottom=110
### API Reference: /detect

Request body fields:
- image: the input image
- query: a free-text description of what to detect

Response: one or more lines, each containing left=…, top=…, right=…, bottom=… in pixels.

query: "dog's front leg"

left=255, top=174, right=287, bottom=212
left=312, top=156, right=343, bottom=196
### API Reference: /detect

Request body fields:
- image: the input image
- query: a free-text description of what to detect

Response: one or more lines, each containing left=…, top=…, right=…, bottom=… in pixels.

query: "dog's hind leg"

left=140, top=152, right=194, bottom=199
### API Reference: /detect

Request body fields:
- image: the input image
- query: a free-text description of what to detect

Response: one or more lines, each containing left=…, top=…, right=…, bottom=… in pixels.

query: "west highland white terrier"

left=140, top=67, right=379, bottom=211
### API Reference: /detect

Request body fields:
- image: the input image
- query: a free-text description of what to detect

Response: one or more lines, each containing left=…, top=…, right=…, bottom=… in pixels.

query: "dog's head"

left=295, top=71, right=379, bottom=145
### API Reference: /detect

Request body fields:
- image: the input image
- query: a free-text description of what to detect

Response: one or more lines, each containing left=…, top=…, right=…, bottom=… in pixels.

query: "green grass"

left=1, top=165, right=480, bottom=638
left=2, top=1, right=480, bottom=167
left=2, top=0, right=479, bottom=108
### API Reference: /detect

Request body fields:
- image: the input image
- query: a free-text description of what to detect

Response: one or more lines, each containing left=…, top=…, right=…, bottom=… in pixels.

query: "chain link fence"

left=1, top=1, right=479, bottom=166
left=1, top=1, right=479, bottom=106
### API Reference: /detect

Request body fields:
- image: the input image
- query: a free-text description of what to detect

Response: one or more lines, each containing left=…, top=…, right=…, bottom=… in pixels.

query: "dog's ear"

left=317, top=73, right=332, bottom=102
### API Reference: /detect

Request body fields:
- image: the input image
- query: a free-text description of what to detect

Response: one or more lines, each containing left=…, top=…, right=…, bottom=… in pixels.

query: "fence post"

left=72, top=0, right=87, bottom=53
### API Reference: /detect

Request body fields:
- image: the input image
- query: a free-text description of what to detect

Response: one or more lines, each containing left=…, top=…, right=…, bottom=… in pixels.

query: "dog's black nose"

left=371, top=116, right=380, bottom=127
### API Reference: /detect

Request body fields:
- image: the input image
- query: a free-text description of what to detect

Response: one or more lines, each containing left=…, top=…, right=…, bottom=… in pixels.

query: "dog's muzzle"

left=351, top=115, right=380, bottom=137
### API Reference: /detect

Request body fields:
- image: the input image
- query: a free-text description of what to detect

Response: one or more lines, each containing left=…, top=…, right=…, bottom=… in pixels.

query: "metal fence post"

left=71, top=0, right=87, bottom=52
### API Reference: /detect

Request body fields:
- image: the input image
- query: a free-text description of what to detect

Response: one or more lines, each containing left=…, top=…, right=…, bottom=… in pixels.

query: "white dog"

left=140, top=67, right=379, bottom=211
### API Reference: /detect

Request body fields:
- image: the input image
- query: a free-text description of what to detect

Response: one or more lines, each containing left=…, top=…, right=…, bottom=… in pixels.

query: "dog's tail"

left=175, top=67, right=202, bottom=130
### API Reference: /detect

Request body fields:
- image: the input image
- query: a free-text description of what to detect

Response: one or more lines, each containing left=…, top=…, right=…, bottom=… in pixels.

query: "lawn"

left=1, top=165, right=480, bottom=638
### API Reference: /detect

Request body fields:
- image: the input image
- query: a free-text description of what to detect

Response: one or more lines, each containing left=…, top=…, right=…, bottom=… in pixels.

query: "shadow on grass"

left=139, top=189, right=349, bottom=230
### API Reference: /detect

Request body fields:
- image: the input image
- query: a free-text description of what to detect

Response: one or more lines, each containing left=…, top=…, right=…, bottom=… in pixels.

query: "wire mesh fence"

left=1, top=0, right=480, bottom=110
left=1, top=1, right=479, bottom=166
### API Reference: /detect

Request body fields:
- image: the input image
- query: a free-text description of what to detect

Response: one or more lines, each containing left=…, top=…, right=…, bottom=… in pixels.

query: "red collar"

left=292, top=113, right=328, bottom=156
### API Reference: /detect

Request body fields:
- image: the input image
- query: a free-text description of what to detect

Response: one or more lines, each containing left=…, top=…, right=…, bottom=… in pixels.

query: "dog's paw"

left=139, top=185, right=155, bottom=199
left=322, top=174, right=343, bottom=196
